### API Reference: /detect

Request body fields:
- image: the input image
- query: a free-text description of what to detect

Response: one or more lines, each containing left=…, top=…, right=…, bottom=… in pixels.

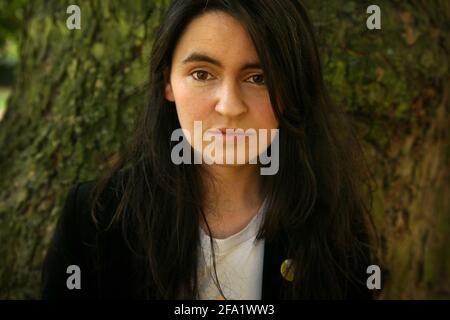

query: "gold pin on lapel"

left=280, top=259, right=295, bottom=282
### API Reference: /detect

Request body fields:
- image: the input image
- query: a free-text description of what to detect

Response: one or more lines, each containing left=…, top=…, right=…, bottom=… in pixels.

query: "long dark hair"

left=91, top=0, right=377, bottom=299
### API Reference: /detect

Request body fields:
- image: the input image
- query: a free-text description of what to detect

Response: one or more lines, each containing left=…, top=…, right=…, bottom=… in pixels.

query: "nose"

left=214, top=81, right=248, bottom=117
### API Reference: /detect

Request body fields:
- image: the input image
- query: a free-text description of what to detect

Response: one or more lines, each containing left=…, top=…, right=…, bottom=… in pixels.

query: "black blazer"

left=41, top=178, right=374, bottom=300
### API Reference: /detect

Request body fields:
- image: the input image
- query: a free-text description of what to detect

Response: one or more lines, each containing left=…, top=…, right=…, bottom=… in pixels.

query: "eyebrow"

left=181, top=52, right=262, bottom=71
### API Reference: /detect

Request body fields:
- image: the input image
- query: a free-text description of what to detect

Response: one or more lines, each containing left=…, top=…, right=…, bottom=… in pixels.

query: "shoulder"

left=41, top=172, right=129, bottom=299
left=47, top=171, right=129, bottom=262
left=64, top=172, right=128, bottom=233
left=68, top=174, right=123, bottom=212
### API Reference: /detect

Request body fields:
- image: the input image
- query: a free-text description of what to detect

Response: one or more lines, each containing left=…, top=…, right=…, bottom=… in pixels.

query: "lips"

left=218, top=128, right=246, bottom=136
left=204, top=128, right=257, bottom=144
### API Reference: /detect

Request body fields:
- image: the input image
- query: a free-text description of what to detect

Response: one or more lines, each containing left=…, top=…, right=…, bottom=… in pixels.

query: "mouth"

left=219, top=128, right=244, bottom=136
left=204, top=128, right=256, bottom=144
left=207, top=128, right=255, bottom=136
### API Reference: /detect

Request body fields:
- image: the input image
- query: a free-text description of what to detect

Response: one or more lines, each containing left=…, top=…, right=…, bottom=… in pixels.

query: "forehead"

left=171, top=11, right=260, bottom=66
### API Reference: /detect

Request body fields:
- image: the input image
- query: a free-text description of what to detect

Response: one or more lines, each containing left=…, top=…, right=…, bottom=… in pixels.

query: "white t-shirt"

left=197, top=201, right=267, bottom=300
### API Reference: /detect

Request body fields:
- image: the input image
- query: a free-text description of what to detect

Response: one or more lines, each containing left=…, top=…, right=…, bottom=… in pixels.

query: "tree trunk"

left=0, top=0, right=169, bottom=298
left=305, top=0, right=450, bottom=298
left=0, top=0, right=448, bottom=299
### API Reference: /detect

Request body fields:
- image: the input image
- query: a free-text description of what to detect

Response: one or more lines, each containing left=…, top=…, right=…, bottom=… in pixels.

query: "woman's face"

left=165, top=11, right=279, bottom=166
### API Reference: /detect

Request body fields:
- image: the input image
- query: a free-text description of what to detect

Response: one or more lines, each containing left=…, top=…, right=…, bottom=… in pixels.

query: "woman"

left=42, top=0, right=377, bottom=300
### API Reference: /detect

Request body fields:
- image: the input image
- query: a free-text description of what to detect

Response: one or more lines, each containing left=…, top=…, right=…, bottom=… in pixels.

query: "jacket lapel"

left=261, top=232, right=290, bottom=300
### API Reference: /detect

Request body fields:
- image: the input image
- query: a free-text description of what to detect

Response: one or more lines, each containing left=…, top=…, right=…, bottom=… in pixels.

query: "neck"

left=200, top=164, right=264, bottom=228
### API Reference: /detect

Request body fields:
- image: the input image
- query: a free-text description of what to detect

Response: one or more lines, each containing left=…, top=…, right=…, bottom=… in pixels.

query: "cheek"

left=250, top=95, right=279, bottom=129
left=250, top=97, right=279, bottom=149
left=173, top=82, right=212, bottom=127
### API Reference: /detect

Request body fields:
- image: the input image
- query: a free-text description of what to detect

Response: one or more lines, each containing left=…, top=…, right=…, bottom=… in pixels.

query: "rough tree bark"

left=0, top=0, right=169, bottom=298
left=0, top=0, right=448, bottom=299
left=308, top=0, right=449, bottom=299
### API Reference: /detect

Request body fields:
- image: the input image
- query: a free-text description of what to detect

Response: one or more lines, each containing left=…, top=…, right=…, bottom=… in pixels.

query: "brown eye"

left=248, top=74, right=265, bottom=85
left=191, top=70, right=211, bottom=81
